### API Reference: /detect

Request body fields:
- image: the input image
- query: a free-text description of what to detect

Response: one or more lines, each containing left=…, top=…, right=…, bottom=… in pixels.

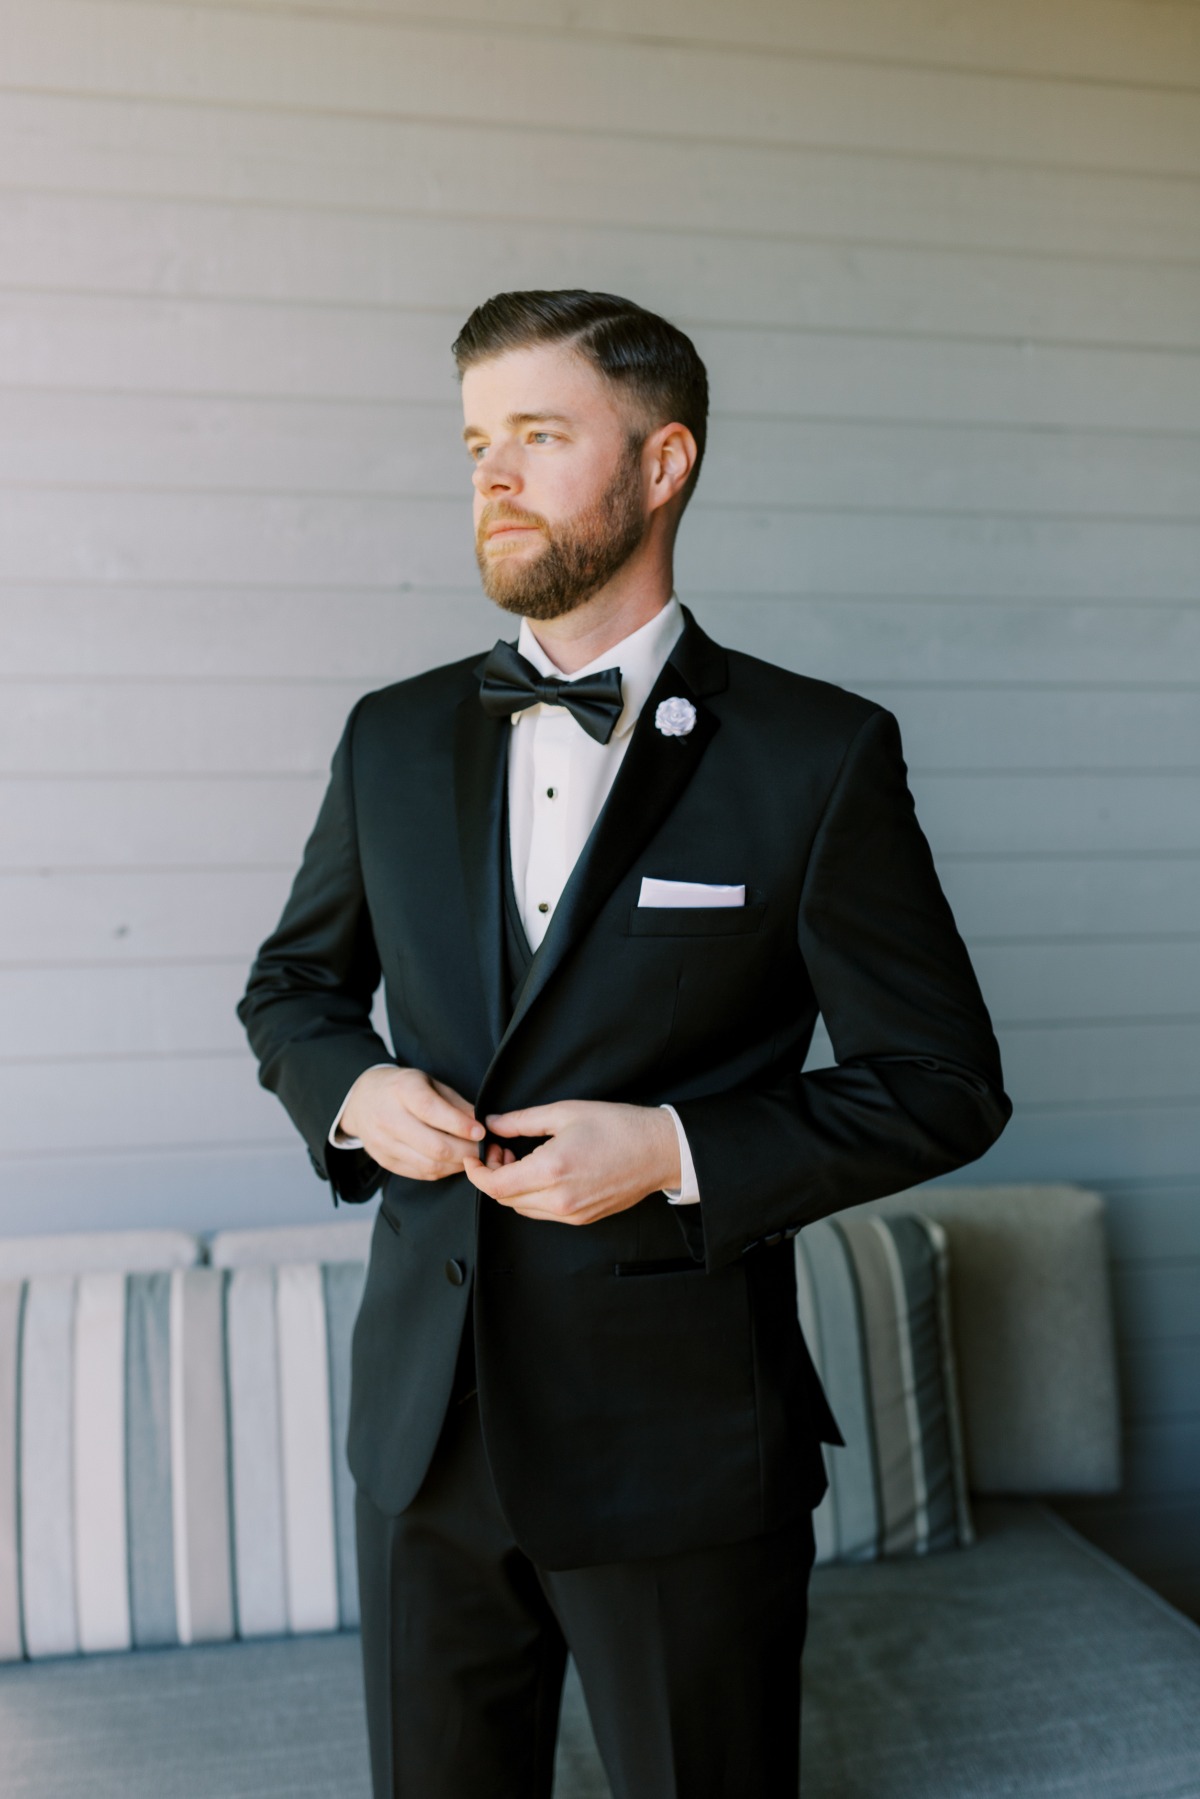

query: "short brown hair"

left=452, top=289, right=708, bottom=510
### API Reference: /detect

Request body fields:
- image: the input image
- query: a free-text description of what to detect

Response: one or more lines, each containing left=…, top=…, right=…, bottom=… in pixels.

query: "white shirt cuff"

left=328, top=1063, right=396, bottom=1149
left=659, top=1104, right=700, bottom=1205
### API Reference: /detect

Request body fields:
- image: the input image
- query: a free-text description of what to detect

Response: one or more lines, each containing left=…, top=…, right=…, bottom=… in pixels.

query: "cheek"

left=540, top=457, right=608, bottom=523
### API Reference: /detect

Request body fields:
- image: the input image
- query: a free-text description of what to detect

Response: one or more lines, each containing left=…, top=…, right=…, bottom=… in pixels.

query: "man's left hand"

left=462, top=1100, right=681, bottom=1225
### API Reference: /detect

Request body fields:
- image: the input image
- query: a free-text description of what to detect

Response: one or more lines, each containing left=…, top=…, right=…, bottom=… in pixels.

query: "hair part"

left=452, top=289, right=709, bottom=511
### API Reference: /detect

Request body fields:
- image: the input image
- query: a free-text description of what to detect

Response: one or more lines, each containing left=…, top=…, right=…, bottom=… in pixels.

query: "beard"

left=475, top=440, right=648, bottom=621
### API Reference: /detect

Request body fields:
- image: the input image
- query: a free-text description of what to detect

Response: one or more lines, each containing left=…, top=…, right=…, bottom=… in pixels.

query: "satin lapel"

left=453, top=673, right=510, bottom=1054
left=480, top=649, right=721, bottom=1089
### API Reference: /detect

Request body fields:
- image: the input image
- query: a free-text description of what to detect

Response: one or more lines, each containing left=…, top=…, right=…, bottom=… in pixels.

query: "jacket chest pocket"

left=623, top=899, right=766, bottom=938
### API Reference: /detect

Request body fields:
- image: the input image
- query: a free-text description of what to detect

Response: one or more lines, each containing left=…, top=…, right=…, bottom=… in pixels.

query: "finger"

left=371, top=1136, right=454, bottom=1181
left=409, top=1079, right=485, bottom=1141
left=511, top=1201, right=592, bottom=1224
left=372, top=1143, right=444, bottom=1181
left=484, top=1103, right=569, bottom=1139
left=383, top=1114, right=479, bottom=1173
left=464, top=1157, right=529, bottom=1201
left=481, top=1140, right=520, bottom=1170
left=463, top=1143, right=564, bottom=1203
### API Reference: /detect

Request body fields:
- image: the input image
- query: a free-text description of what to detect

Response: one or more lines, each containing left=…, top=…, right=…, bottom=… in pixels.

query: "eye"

left=468, top=443, right=487, bottom=460
left=530, top=432, right=555, bottom=444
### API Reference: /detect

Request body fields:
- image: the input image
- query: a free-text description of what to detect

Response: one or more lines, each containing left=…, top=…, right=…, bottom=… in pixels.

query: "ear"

left=645, top=421, right=698, bottom=514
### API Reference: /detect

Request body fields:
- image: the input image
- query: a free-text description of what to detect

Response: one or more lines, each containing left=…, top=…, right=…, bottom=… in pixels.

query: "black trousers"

left=354, top=1330, right=819, bottom=1799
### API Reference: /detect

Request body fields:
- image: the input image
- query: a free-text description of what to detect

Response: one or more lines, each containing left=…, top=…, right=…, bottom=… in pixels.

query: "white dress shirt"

left=331, top=592, right=701, bottom=1205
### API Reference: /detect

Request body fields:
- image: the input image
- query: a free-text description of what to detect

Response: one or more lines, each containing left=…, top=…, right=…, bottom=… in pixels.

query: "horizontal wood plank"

left=1111, top=1261, right=1200, bottom=1346
left=0, top=1050, right=290, bottom=1155
left=976, top=943, right=1200, bottom=1026
left=1001, top=1021, right=1200, bottom=1110
left=7, top=590, right=1200, bottom=688
left=1093, top=1184, right=1200, bottom=1262
left=10, top=2, right=1200, bottom=174
left=3, top=179, right=1199, bottom=322
left=4, top=294, right=1200, bottom=431
left=963, top=1103, right=1200, bottom=1186
left=4, top=489, right=1199, bottom=597
left=4, top=397, right=1200, bottom=520
left=0, top=867, right=298, bottom=962
left=0, top=775, right=326, bottom=868
left=0, top=1139, right=336, bottom=1238
left=1120, top=1343, right=1200, bottom=1427
left=148, top=0, right=1200, bottom=90
left=938, top=858, right=1200, bottom=942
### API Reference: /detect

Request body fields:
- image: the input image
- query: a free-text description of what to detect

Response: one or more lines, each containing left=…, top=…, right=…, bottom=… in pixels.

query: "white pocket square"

left=638, top=877, right=746, bottom=909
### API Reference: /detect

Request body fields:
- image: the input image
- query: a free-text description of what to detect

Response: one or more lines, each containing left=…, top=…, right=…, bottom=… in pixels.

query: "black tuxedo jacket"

left=238, top=604, right=1010, bottom=1568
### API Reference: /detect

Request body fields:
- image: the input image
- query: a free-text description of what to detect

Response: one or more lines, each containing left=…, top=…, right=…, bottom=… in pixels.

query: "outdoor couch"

left=1, top=1184, right=1198, bottom=1798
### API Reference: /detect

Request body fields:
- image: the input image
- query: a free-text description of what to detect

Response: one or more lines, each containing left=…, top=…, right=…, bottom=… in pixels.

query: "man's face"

left=461, top=342, right=649, bottom=620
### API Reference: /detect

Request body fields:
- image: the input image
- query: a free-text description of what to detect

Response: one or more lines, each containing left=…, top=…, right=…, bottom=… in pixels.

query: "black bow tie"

left=478, top=639, right=625, bottom=745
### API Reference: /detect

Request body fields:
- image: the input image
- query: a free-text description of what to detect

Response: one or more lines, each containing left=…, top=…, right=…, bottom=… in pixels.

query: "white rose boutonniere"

left=655, top=696, right=697, bottom=738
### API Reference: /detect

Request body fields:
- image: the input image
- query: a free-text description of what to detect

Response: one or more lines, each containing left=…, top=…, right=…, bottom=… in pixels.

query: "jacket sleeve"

left=236, top=697, right=395, bottom=1204
left=671, top=706, right=1012, bottom=1272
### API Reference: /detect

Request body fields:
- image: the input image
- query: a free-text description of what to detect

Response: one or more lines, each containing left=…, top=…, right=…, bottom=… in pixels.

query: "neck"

left=523, top=559, right=675, bottom=675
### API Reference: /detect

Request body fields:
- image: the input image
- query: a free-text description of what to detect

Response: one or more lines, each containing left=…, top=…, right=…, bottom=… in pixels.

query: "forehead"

left=460, top=341, right=622, bottom=432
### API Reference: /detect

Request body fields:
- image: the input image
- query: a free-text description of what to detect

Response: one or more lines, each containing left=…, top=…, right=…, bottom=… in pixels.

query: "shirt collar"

left=514, top=592, right=685, bottom=741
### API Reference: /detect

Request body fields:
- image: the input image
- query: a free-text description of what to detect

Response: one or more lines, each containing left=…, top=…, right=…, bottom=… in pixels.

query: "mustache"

left=479, top=504, right=547, bottom=536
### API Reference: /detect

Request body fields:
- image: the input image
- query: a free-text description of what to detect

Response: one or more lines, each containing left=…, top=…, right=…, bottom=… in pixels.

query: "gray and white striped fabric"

left=798, top=1211, right=974, bottom=1565
left=0, top=1261, right=366, bottom=1663
left=0, top=1210, right=970, bottom=1661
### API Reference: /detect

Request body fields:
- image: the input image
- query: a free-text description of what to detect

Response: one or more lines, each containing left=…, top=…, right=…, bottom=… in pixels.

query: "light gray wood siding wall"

left=2, top=1, right=1198, bottom=1609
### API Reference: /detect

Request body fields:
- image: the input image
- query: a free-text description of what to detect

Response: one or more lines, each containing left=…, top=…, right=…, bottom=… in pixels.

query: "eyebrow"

left=461, top=410, right=576, bottom=442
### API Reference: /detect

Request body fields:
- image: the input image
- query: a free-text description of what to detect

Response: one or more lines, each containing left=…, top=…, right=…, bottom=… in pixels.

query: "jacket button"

left=445, top=1258, right=467, bottom=1287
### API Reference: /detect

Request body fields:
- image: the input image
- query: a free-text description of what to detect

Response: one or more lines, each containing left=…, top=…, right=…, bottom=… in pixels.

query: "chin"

left=483, top=583, right=589, bottom=622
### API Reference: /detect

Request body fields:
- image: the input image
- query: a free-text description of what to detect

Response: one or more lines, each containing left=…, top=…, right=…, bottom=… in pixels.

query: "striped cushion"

left=1, top=1212, right=971, bottom=1659
left=0, top=1261, right=365, bottom=1662
left=797, top=1212, right=974, bottom=1565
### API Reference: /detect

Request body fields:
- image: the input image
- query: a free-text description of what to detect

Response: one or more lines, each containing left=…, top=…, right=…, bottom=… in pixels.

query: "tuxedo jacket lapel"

left=464, top=606, right=729, bottom=1099
left=453, top=687, right=510, bottom=1056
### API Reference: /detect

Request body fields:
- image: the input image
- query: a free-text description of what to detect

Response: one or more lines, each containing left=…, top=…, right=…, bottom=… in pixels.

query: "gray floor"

left=2, top=1502, right=1198, bottom=1798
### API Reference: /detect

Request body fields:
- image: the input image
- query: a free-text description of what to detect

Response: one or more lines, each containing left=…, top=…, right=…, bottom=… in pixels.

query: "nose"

left=472, top=449, right=520, bottom=499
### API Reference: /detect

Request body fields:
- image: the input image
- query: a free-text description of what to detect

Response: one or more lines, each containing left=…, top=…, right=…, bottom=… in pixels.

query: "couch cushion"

left=859, top=1185, right=1120, bottom=1494
left=0, top=1262, right=365, bottom=1663
left=0, top=1232, right=202, bottom=1279
left=801, top=1498, right=1200, bottom=1797
left=0, top=1630, right=608, bottom=1799
left=207, top=1220, right=374, bottom=1268
left=798, top=1212, right=973, bottom=1564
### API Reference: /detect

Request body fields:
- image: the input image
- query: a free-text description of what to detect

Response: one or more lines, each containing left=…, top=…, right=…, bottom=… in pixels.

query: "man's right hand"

left=338, top=1065, right=485, bottom=1181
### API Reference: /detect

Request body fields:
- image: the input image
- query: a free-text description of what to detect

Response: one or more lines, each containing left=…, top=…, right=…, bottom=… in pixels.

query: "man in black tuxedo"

left=239, top=290, right=1010, bottom=1798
